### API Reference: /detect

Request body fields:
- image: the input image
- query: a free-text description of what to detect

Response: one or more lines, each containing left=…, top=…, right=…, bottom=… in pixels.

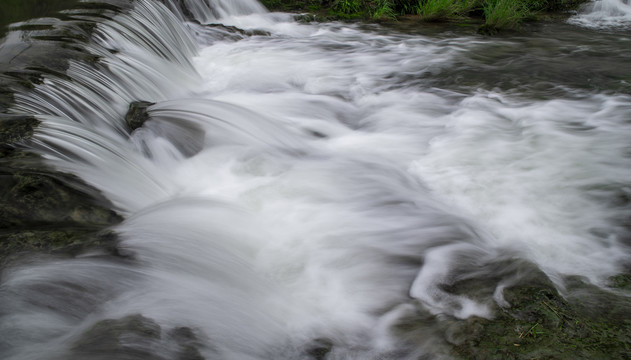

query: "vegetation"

left=391, top=263, right=631, bottom=359
left=416, top=0, right=472, bottom=21
left=480, top=0, right=533, bottom=33
left=261, top=0, right=590, bottom=32
left=371, top=0, right=398, bottom=18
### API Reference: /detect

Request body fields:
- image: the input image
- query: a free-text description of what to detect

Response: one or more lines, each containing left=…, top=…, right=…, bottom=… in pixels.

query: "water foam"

left=569, top=0, right=631, bottom=28
left=1, top=0, right=630, bottom=359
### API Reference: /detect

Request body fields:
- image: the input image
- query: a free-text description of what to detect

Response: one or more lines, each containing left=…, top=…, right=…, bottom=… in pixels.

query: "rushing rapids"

left=1, top=0, right=630, bottom=359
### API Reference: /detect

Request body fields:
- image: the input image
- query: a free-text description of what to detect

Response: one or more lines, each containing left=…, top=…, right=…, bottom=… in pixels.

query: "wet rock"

left=0, top=156, right=123, bottom=263
left=0, top=1, right=131, bottom=265
left=305, top=337, right=333, bottom=360
left=389, top=258, right=631, bottom=359
left=70, top=315, right=208, bottom=360
left=197, top=23, right=271, bottom=42
left=0, top=115, right=39, bottom=146
left=168, top=327, right=206, bottom=360
left=0, top=87, right=121, bottom=265
left=125, top=100, right=155, bottom=132
left=608, top=273, right=631, bottom=291
left=446, top=271, right=631, bottom=359
left=207, top=23, right=270, bottom=37
left=71, top=314, right=163, bottom=360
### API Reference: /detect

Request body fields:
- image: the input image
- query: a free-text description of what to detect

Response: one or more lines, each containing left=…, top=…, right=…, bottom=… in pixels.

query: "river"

left=0, top=0, right=630, bottom=359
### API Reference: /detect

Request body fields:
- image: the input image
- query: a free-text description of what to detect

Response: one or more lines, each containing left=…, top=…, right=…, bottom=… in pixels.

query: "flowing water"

left=1, top=0, right=630, bottom=359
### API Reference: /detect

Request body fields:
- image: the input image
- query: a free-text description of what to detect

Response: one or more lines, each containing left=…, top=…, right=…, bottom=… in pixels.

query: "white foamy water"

left=1, top=0, right=631, bottom=359
left=570, top=0, right=631, bottom=28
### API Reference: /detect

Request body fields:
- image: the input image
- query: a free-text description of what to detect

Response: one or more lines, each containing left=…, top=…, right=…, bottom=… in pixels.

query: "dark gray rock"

left=125, top=100, right=155, bottom=132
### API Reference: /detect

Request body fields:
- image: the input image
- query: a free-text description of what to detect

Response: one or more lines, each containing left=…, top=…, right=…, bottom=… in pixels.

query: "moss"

left=0, top=115, right=40, bottom=144
left=447, top=274, right=631, bottom=359
left=608, top=273, right=631, bottom=291
left=387, top=258, right=631, bottom=359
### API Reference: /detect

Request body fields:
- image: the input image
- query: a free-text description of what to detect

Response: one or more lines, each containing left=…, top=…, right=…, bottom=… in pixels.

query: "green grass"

left=416, top=0, right=470, bottom=21
left=259, top=0, right=570, bottom=34
left=481, top=0, right=532, bottom=32
left=371, top=0, right=397, bottom=18
left=335, top=0, right=364, bottom=14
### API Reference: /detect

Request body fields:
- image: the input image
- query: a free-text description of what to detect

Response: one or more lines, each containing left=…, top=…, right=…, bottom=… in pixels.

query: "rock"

left=70, top=315, right=208, bottom=360
left=168, top=327, right=206, bottom=360
left=0, top=154, right=123, bottom=262
left=385, top=257, right=631, bottom=359
left=305, top=338, right=333, bottom=360
left=71, top=314, right=163, bottom=360
left=125, top=100, right=155, bottom=132
left=0, top=115, right=39, bottom=145
left=200, top=24, right=271, bottom=42
left=608, top=273, right=631, bottom=291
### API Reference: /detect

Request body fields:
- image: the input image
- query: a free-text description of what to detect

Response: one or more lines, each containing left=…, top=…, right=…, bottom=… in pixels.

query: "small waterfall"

left=164, top=0, right=268, bottom=23
left=1, top=0, right=631, bottom=359
left=569, top=0, right=631, bottom=27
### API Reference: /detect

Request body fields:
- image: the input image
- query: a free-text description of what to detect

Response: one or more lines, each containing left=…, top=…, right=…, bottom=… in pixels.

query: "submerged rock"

left=206, top=23, right=271, bottom=37
left=70, top=314, right=207, bottom=360
left=71, top=314, right=164, bottom=360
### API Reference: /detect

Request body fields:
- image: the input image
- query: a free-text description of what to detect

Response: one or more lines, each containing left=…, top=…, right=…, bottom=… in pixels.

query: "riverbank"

left=260, top=0, right=589, bottom=33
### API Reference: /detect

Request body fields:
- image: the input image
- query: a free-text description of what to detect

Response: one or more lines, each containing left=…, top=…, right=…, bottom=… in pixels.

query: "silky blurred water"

left=1, top=0, right=630, bottom=359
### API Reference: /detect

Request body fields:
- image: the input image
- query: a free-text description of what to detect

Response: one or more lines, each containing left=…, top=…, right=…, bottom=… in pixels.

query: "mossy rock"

left=608, top=273, right=631, bottom=291
left=388, top=258, right=631, bottom=359
left=448, top=272, right=631, bottom=359
left=70, top=314, right=206, bottom=360
left=71, top=314, right=164, bottom=360
left=0, top=115, right=39, bottom=145
left=0, top=0, right=130, bottom=265
left=0, top=122, right=121, bottom=262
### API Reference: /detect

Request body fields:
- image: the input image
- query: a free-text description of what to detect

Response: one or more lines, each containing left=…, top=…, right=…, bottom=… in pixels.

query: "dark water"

left=0, top=0, right=81, bottom=37
left=0, top=0, right=630, bottom=359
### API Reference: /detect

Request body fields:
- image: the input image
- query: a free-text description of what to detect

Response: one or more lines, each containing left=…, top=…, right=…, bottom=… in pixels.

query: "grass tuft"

left=371, top=0, right=397, bottom=18
left=334, top=0, right=364, bottom=14
left=480, top=0, right=531, bottom=32
left=416, top=0, right=477, bottom=21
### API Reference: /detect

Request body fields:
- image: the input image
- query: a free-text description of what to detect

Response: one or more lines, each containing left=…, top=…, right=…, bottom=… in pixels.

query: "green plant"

left=416, top=0, right=466, bottom=21
left=519, top=322, right=546, bottom=339
left=397, top=1, right=416, bottom=14
left=481, top=0, right=531, bottom=31
left=371, top=0, right=397, bottom=18
left=335, top=0, right=363, bottom=14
